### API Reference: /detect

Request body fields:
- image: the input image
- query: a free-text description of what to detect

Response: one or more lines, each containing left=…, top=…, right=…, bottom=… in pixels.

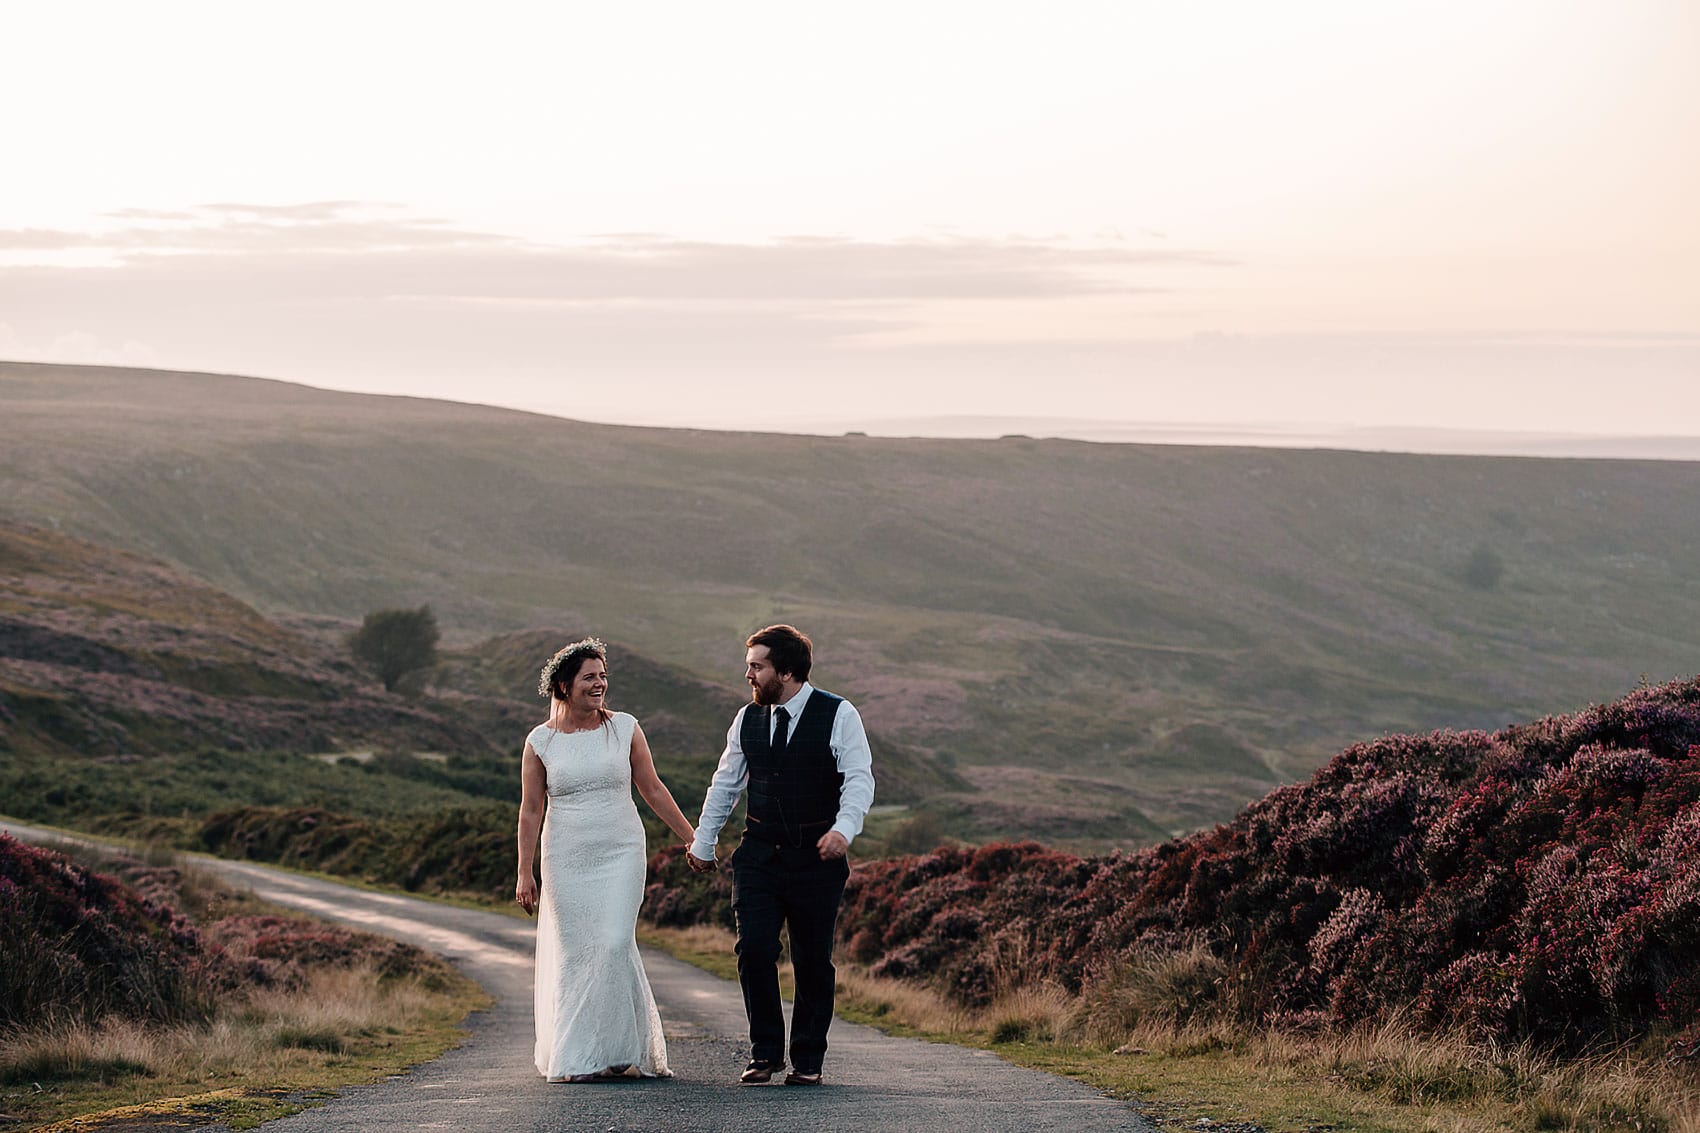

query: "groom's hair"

left=747, top=624, right=812, bottom=682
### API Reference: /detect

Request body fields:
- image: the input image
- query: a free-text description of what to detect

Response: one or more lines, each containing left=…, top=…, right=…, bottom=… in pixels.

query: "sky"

left=2, top=0, right=1697, bottom=444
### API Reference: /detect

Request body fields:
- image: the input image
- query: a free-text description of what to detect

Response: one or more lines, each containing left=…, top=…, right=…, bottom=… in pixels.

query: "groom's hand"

left=685, top=849, right=717, bottom=874
left=816, top=831, right=849, bottom=861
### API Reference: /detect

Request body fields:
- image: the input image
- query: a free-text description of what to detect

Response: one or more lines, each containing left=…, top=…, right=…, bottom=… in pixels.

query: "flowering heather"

left=0, top=834, right=215, bottom=1030
left=0, top=835, right=449, bottom=1038
left=645, top=675, right=1700, bottom=1052
left=204, top=915, right=440, bottom=990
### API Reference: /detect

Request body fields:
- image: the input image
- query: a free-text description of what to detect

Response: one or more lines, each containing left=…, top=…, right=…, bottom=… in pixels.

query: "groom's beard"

left=750, top=675, right=784, bottom=706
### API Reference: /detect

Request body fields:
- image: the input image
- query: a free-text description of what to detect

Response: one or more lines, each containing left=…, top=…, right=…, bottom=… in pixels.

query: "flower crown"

left=538, top=637, right=607, bottom=698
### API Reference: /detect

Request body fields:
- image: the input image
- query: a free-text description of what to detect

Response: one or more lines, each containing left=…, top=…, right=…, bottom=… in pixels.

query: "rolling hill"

left=0, top=517, right=956, bottom=843
left=4, top=360, right=1699, bottom=844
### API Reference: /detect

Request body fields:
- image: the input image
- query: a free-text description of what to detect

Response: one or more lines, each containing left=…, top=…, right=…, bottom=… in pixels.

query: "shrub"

left=0, top=835, right=217, bottom=1030
left=194, top=804, right=515, bottom=900
left=1462, top=544, right=1506, bottom=590
left=205, top=915, right=439, bottom=990
left=348, top=606, right=439, bottom=692
left=644, top=846, right=735, bottom=932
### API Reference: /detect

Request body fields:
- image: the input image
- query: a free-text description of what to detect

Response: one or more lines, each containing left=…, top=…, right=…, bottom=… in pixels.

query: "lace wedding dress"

left=529, top=713, right=671, bottom=1080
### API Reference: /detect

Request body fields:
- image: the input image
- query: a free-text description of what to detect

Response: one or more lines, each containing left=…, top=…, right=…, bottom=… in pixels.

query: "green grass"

left=0, top=746, right=513, bottom=824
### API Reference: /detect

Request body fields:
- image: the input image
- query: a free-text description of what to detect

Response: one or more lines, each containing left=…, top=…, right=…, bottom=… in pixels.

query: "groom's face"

left=746, top=645, right=786, bottom=706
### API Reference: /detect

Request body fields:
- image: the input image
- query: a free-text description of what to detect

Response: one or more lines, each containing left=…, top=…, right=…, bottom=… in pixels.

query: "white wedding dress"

left=529, top=713, right=671, bottom=1080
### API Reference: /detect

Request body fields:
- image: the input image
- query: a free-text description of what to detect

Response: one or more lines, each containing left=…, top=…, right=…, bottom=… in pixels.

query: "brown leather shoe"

left=740, top=1059, right=784, bottom=1084
left=783, top=1070, right=823, bottom=1086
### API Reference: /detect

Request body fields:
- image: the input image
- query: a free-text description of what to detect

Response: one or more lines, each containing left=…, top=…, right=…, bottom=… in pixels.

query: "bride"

left=515, top=637, right=699, bottom=1082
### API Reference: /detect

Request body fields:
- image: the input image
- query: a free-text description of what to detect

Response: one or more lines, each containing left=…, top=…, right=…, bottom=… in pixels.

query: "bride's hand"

left=516, top=875, right=539, bottom=916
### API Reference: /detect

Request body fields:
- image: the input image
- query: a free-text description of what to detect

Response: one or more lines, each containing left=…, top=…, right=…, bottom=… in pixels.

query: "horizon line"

left=5, top=356, right=1698, bottom=464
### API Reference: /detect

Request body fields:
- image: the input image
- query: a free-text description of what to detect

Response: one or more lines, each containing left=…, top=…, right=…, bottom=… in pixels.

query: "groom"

left=687, top=624, right=876, bottom=1086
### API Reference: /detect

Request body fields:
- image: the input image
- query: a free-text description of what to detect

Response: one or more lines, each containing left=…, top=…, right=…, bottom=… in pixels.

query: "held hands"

left=515, top=874, right=539, bottom=916
left=682, top=836, right=845, bottom=868
left=817, top=830, right=849, bottom=861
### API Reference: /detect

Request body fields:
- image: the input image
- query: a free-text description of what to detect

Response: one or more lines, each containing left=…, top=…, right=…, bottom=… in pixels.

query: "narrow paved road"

left=5, top=822, right=1153, bottom=1132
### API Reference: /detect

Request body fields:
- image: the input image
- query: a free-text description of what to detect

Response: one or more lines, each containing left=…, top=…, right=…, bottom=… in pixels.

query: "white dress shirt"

left=691, top=682, right=876, bottom=860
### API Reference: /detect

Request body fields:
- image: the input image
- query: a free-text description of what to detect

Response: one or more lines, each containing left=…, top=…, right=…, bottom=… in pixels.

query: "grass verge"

left=639, top=924, right=1700, bottom=1133
left=636, top=924, right=796, bottom=1002
left=4, top=966, right=489, bottom=1131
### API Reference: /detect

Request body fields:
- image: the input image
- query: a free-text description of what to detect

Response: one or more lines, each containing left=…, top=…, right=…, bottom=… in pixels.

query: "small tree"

left=1462, top=544, right=1506, bottom=591
left=349, top=605, right=439, bottom=692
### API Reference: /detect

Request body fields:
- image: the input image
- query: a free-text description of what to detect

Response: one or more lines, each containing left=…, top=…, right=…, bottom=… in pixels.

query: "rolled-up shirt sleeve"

left=829, top=701, right=876, bottom=845
left=691, top=707, right=750, bottom=860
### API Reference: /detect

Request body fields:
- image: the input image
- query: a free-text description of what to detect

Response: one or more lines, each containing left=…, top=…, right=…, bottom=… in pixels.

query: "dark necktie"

left=772, top=706, right=790, bottom=756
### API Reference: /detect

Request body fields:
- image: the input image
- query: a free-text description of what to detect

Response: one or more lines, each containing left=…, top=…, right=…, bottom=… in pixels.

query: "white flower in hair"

left=538, top=637, right=607, bottom=697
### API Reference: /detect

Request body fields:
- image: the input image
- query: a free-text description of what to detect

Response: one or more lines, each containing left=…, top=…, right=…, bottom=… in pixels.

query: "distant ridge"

left=796, top=414, right=1700, bottom=462
left=10, top=358, right=1692, bottom=462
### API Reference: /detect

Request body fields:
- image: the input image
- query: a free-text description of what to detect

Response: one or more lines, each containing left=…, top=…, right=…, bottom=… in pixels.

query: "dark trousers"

left=730, top=838, right=850, bottom=1072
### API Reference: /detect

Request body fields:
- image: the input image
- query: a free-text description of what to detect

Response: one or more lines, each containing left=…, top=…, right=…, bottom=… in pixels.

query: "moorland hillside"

left=5, top=360, right=1700, bottom=841
left=0, top=518, right=500, bottom=761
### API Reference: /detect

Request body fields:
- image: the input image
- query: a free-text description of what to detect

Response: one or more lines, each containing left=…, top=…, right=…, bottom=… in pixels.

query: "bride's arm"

left=516, top=741, right=547, bottom=914
left=629, top=721, right=698, bottom=845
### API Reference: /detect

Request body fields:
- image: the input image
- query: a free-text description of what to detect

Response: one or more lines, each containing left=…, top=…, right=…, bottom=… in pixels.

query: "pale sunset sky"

left=2, top=1, right=1696, bottom=446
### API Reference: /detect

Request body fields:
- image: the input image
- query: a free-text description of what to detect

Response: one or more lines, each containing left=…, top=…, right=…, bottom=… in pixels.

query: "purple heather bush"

left=644, top=675, right=1700, bottom=1053
left=205, top=915, right=440, bottom=990
left=0, top=835, right=444, bottom=1035
left=0, top=834, right=216, bottom=1030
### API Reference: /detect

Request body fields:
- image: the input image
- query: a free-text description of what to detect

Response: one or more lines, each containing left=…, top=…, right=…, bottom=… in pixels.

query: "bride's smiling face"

left=565, top=658, right=608, bottom=712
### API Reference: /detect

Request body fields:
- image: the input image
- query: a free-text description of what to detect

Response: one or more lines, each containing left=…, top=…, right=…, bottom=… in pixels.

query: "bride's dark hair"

left=539, top=638, right=612, bottom=724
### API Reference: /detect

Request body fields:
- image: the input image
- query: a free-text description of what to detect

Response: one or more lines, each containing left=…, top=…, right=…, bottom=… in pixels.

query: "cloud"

left=0, top=202, right=1227, bottom=300
left=10, top=202, right=1690, bottom=436
left=0, top=228, right=100, bottom=250
left=104, top=208, right=199, bottom=221
left=197, top=201, right=384, bottom=220
left=3, top=203, right=516, bottom=257
left=0, top=324, right=158, bottom=368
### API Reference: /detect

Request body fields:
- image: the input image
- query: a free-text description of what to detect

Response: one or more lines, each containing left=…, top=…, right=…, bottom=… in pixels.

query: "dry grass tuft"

left=1072, top=938, right=1232, bottom=1044
left=0, top=1019, right=157, bottom=1086
left=986, top=986, right=1074, bottom=1045
left=241, top=965, right=441, bottom=1055
left=1, top=963, right=445, bottom=1089
left=643, top=923, right=742, bottom=964
left=836, top=958, right=1077, bottom=1047
left=836, top=966, right=978, bottom=1034
left=1127, top=1014, right=1700, bottom=1132
left=0, top=961, right=473, bottom=1129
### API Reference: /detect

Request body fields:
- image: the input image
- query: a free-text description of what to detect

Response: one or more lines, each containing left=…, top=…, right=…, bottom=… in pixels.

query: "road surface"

left=4, top=821, right=1153, bottom=1132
